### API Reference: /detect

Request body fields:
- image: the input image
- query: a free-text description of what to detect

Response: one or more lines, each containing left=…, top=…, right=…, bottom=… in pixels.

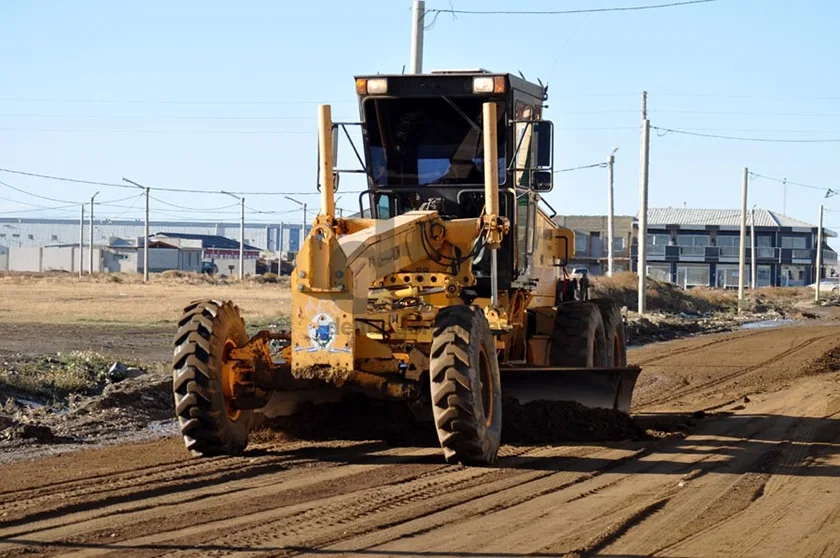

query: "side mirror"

left=534, top=121, right=554, bottom=168
left=532, top=170, right=553, bottom=192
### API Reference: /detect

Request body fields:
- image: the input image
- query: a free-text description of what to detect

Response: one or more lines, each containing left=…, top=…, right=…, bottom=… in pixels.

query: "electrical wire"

left=0, top=113, right=313, bottom=120
left=749, top=172, right=839, bottom=197
left=0, top=167, right=365, bottom=196
left=553, top=162, right=608, bottom=173
left=149, top=194, right=240, bottom=212
left=0, top=127, right=315, bottom=135
left=0, top=98, right=354, bottom=105
left=0, top=179, right=78, bottom=204
left=653, top=126, right=840, bottom=143
left=426, top=0, right=715, bottom=16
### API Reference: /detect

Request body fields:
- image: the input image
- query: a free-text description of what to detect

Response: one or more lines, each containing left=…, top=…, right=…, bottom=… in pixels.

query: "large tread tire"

left=590, top=298, right=627, bottom=367
left=549, top=302, right=608, bottom=368
left=429, top=306, right=502, bottom=465
left=173, top=300, right=253, bottom=456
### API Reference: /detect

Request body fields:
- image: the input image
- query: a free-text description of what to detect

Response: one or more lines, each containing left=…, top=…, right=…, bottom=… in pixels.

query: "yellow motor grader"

left=172, top=70, right=640, bottom=464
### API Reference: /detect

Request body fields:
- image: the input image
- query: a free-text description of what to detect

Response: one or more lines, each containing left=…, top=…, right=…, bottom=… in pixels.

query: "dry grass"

left=593, top=272, right=818, bottom=315
left=0, top=272, right=290, bottom=325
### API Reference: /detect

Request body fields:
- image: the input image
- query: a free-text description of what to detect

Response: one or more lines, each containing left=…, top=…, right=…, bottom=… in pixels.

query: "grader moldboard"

left=172, top=70, right=641, bottom=465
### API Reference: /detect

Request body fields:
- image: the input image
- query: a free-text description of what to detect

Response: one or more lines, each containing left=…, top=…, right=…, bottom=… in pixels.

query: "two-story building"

left=553, top=215, right=636, bottom=275
left=631, top=208, right=837, bottom=287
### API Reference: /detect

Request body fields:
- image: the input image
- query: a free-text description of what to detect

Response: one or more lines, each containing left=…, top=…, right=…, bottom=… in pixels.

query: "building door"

left=591, top=233, right=601, bottom=258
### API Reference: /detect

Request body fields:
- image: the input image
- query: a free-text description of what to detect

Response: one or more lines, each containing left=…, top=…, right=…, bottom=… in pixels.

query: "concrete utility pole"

left=284, top=196, right=308, bottom=255
left=89, top=191, right=99, bottom=274
left=750, top=206, right=757, bottom=290
left=79, top=205, right=84, bottom=278
left=816, top=204, right=824, bottom=303
left=410, top=0, right=425, bottom=74
left=738, top=168, right=748, bottom=311
left=637, top=91, right=650, bottom=315
left=222, top=191, right=245, bottom=280
left=607, top=147, right=618, bottom=276
left=122, top=178, right=150, bottom=282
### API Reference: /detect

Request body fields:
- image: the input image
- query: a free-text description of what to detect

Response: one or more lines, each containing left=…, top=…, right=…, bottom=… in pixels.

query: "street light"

left=89, top=191, right=99, bottom=274
left=284, top=196, right=308, bottom=251
left=221, top=191, right=245, bottom=280
left=122, top=178, right=150, bottom=282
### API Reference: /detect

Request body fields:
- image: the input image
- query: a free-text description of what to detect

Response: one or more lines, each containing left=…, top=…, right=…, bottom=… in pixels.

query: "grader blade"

left=499, top=366, right=642, bottom=414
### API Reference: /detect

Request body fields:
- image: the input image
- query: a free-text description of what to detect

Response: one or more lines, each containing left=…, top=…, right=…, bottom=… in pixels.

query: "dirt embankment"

left=592, top=272, right=832, bottom=345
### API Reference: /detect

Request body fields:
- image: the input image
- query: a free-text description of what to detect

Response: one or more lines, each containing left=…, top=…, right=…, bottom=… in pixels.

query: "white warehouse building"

left=0, top=217, right=311, bottom=253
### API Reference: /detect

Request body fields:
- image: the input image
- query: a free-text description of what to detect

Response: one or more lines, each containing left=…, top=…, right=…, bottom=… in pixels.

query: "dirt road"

left=1, top=324, right=839, bottom=557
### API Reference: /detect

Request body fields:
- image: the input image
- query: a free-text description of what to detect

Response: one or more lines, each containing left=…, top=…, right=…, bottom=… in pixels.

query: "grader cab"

left=172, top=70, right=640, bottom=465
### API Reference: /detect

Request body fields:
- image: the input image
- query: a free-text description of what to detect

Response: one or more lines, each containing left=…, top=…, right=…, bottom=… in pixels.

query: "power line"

left=0, top=98, right=354, bottom=106
left=653, top=126, right=840, bottom=143
left=0, top=179, right=77, bottom=204
left=0, top=167, right=364, bottom=196
left=148, top=194, right=240, bottom=212
left=0, top=127, right=315, bottom=135
left=427, top=0, right=715, bottom=16
left=0, top=113, right=315, bottom=120
left=554, top=162, right=608, bottom=173
left=749, top=172, right=839, bottom=197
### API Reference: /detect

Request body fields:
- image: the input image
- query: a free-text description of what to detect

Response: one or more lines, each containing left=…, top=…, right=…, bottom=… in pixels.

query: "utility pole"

left=637, top=91, right=650, bottom=315
left=410, top=0, right=425, bottom=74
left=284, top=196, right=308, bottom=255
left=89, top=191, right=99, bottom=274
left=79, top=204, right=84, bottom=278
left=607, top=147, right=618, bottom=276
left=816, top=204, right=824, bottom=303
left=122, top=178, right=150, bottom=282
left=738, top=168, right=748, bottom=311
left=222, top=191, right=245, bottom=280
left=782, top=177, right=787, bottom=215
left=750, top=206, right=757, bottom=290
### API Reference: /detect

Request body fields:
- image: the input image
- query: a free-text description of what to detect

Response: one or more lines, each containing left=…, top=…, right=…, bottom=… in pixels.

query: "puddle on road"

left=740, top=319, right=796, bottom=330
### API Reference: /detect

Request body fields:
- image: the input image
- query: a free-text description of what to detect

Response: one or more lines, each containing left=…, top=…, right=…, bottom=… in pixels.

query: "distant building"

left=553, top=215, right=636, bottom=274
left=138, top=232, right=262, bottom=276
left=0, top=217, right=310, bottom=254
left=631, top=208, right=837, bottom=287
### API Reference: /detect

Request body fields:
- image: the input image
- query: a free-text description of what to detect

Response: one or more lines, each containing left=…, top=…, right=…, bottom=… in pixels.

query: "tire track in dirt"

left=638, top=333, right=836, bottom=408
left=632, top=329, right=767, bottom=366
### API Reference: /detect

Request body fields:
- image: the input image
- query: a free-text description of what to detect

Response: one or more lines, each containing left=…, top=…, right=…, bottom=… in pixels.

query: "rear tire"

left=173, top=300, right=252, bottom=456
left=429, top=306, right=502, bottom=465
left=590, top=299, right=627, bottom=367
left=549, top=302, right=608, bottom=368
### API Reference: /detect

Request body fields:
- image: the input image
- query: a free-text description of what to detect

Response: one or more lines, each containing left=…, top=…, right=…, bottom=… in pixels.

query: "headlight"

left=356, top=78, right=388, bottom=95
left=473, top=76, right=506, bottom=94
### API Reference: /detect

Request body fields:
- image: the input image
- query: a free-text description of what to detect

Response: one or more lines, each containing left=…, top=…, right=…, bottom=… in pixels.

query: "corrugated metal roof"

left=644, top=208, right=835, bottom=236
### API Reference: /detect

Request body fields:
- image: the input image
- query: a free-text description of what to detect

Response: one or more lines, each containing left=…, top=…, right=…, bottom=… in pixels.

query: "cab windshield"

left=363, top=97, right=506, bottom=187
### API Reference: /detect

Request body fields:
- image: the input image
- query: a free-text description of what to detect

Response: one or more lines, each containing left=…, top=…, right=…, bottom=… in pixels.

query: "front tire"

left=173, top=300, right=253, bottom=456
left=429, top=306, right=502, bottom=465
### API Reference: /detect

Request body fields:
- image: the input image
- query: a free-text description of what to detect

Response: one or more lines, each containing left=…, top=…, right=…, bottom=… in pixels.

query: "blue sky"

left=2, top=0, right=839, bottom=237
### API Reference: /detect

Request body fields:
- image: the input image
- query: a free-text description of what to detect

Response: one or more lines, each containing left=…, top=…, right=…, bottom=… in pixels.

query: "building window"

left=757, top=265, right=772, bottom=287
left=781, top=236, right=807, bottom=249
left=647, top=264, right=671, bottom=283
left=715, top=265, right=748, bottom=289
left=574, top=233, right=589, bottom=256
left=781, top=264, right=807, bottom=286
left=12, top=234, right=19, bottom=238
left=612, top=237, right=625, bottom=252
left=51, top=235, right=58, bottom=241
left=646, top=233, right=669, bottom=256
left=677, top=264, right=710, bottom=287
left=0, top=234, right=5, bottom=238
left=677, top=234, right=709, bottom=256
left=27, top=234, right=34, bottom=240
